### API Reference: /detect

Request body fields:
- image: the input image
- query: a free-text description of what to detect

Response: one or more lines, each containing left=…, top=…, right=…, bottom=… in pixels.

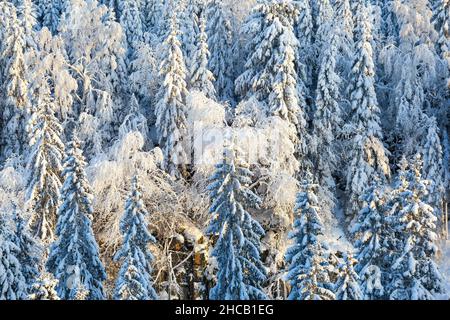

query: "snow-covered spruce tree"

left=46, top=135, right=106, bottom=300
left=345, top=3, right=390, bottom=216
left=25, top=80, right=64, bottom=243
left=432, top=0, right=450, bottom=58
left=421, top=116, right=445, bottom=215
left=154, top=13, right=189, bottom=178
left=180, top=0, right=205, bottom=69
left=315, top=0, right=334, bottom=54
left=334, top=0, right=354, bottom=75
left=114, top=175, right=158, bottom=300
left=189, top=14, right=216, bottom=99
left=335, top=253, right=363, bottom=300
left=207, top=147, right=267, bottom=300
left=119, top=0, right=144, bottom=54
left=351, top=179, right=390, bottom=300
left=29, top=271, right=60, bottom=300
left=0, top=2, right=29, bottom=160
left=387, top=154, right=446, bottom=300
left=284, top=172, right=335, bottom=300
left=311, top=25, right=342, bottom=215
left=17, top=0, right=38, bottom=50
left=13, top=210, right=42, bottom=291
left=293, top=0, right=314, bottom=91
left=235, top=1, right=308, bottom=146
left=0, top=212, right=27, bottom=300
left=36, top=0, right=63, bottom=34
left=142, top=0, right=164, bottom=35
left=206, top=0, right=234, bottom=102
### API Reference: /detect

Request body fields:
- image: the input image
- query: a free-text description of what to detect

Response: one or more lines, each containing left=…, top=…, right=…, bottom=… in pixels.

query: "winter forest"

left=0, top=0, right=449, bottom=301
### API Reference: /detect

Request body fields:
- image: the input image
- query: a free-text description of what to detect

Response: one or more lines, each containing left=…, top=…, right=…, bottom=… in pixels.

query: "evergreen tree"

left=17, top=0, right=38, bottom=50
left=119, top=0, right=144, bottom=54
left=334, top=0, right=354, bottom=74
left=189, top=14, right=216, bottom=99
left=335, top=253, right=363, bottom=300
left=114, top=175, right=158, bottom=300
left=0, top=212, right=27, bottom=300
left=0, top=2, right=29, bottom=160
left=181, top=0, right=204, bottom=68
left=311, top=25, right=342, bottom=214
left=351, top=179, right=390, bottom=300
left=46, top=135, right=106, bottom=300
left=346, top=3, right=390, bottom=215
left=154, top=13, right=189, bottom=177
left=387, top=154, right=446, bottom=300
left=37, top=0, right=63, bottom=34
left=284, top=172, right=335, bottom=300
left=29, top=272, right=60, bottom=300
left=236, top=1, right=308, bottom=146
left=432, top=0, right=450, bottom=58
left=206, top=0, right=234, bottom=102
left=25, top=80, right=65, bottom=242
left=207, top=147, right=267, bottom=300
left=421, top=117, right=445, bottom=213
left=13, top=210, right=42, bottom=291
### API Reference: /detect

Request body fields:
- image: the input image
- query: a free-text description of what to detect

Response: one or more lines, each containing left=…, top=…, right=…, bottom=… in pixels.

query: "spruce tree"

left=13, top=210, right=42, bottom=291
left=346, top=3, right=390, bottom=216
left=46, top=135, right=106, bottom=300
left=119, top=0, right=144, bottom=53
left=29, top=272, right=60, bottom=300
left=0, top=212, right=27, bottom=300
left=189, top=14, right=216, bottom=99
left=284, top=172, right=335, bottom=300
left=351, top=180, right=390, bottom=300
left=154, top=13, right=189, bottom=177
left=311, top=25, right=342, bottom=214
left=25, top=80, right=65, bottom=242
left=114, top=175, right=158, bottom=300
left=206, top=0, right=234, bottom=102
left=207, top=147, right=267, bottom=300
left=387, top=155, right=446, bottom=300
left=335, top=253, right=363, bottom=300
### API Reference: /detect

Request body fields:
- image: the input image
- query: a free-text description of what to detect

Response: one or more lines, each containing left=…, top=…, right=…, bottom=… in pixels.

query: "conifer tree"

left=189, top=14, right=216, bottom=99
left=13, top=210, right=42, bottom=291
left=335, top=253, right=363, bottom=300
left=284, top=172, right=335, bottom=300
left=206, top=0, right=234, bottom=102
left=346, top=3, right=390, bottom=215
left=207, top=147, right=267, bottom=300
left=0, top=212, right=27, bottom=300
left=311, top=25, right=342, bottom=213
left=25, top=80, right=65, bottom=242
left=114, top=175, right=158, bottom=300
left=29, top=272, right=60, bottom=300
left=387, top=155, right=446, bottom=300
left=119, top=0, right=144, bottom=53
left=46, top=135, right=106, bottom=300
left=154, top=13, right=189, bottom=177
left=351, top=180, right=389, bottom=300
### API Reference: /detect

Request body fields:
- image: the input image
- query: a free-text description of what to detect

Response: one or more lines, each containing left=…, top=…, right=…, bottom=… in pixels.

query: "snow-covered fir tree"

left=387, top=154, right=446, bottom=300
left=351, top=179, right=390, bottom=300
left=46, top=135, right=107, bottom=300
left=421, top=116, right=445, bottom=214
left=345, top=3, right=390, bottom=216
left=311, top=24, right=342, bottom=215
left=0, top=2, right=29, bottom=160
left=114, top=175, right=158, bottom=300
left=334, top=0, right=354, bottom=75
left=0, top=212, right=27, bottom=300
left=284, top=172, right=335, bottom=300
left=189, top=14, right=216, bottom=99
left=154, top=13, right=189, bottom=178
left=29, top=272, right=60, bottom=300
left=119, top=0, right=144, bottom=54
left=335, top=253, right=363, bottom=300
left=25, top=79, right=65, bottom=242
left=13, top=210, right=42, bottom=291
left=17, top=0, right=38, bottom=50
left=206, top=0, right=234, bottom=102
left=37, top=0, right=64, bottom=34
left=180, top=0, right=205, bottom=68
left=207, top=146, right=267, bottom=300
left=236, top=1, right=308, bottom=150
